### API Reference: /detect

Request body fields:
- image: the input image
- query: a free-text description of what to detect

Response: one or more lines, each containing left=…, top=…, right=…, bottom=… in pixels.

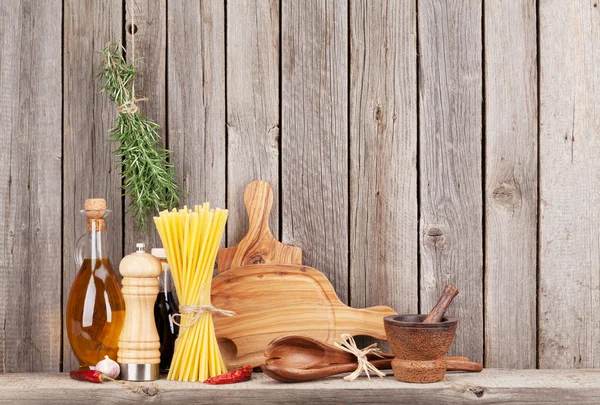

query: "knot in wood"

left=491, top=181, right=521, bottom=211
left=423, top=226, right=447, bottom=250
left=249, top=254, right=265, bottom=265
left=468, top=386, right=485, bottom=397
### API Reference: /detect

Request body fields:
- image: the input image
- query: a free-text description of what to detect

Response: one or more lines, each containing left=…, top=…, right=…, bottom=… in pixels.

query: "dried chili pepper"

left=204, top=365, right=253, bottom=385
left=69, top=369, right=112, bottom=383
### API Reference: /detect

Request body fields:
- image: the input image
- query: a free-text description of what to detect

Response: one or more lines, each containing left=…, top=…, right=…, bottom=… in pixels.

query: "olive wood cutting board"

left=214, top=180, right=396, bottom=368
left=217, top=180, right=301, bottom=273
left=211, top=264, right=397, bottom=369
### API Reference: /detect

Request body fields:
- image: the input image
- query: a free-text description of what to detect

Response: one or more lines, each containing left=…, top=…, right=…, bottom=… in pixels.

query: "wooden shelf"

left=1, top=369, right=599, bottom=404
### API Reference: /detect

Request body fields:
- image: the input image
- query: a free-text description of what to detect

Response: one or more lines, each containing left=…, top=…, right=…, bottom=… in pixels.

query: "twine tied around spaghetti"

left=334, top=334, right=386, bottom=382
left=172, top=305, right=236, bottom=334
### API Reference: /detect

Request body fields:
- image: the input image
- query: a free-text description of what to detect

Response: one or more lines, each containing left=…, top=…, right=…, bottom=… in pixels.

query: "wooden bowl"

left=384, top=314, right=457, bottom=383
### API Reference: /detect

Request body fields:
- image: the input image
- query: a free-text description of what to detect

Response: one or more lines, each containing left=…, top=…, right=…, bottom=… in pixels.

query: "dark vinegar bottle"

left=152, top=248, right=179, bottom=373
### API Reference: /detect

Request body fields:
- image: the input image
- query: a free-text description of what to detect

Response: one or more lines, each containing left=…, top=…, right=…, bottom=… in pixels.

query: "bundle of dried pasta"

left=154, top=204, right=231, bottom=381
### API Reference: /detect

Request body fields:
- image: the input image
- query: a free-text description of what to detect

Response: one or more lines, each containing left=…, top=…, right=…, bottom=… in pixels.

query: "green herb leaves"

left=98, top=43, right=182, bottom=232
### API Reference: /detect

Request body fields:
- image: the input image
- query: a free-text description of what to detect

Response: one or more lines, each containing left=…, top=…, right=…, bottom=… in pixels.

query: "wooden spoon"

left=264, top=335, right=475, bottom=371
left=261, top=358, right=482, bottom=383
left=264, top=335, right=393, bottom=370
left=261, top=359, right=392, bottom=383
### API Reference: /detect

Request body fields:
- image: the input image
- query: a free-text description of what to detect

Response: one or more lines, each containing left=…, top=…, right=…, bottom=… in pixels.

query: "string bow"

left=334, top=334, right=386, bottom=381
left=173, top=305, right=236, bottom=335
left=172, top=286, right=236, bottom=335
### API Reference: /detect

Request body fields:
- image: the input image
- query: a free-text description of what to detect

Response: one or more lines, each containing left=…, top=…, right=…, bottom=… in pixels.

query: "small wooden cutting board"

left=212, top=264, right=397, bottom=369
left=217, top=180, right=302, bottom=273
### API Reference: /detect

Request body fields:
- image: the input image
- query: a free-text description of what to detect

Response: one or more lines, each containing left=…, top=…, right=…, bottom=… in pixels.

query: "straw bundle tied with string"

left=154, top=204, right=233, bottom=381
left=334, top=334, right=385, bottom=382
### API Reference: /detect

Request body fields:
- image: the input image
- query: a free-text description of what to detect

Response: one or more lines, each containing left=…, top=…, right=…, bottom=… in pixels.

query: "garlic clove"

left=95, top=355, right=120, bottom=379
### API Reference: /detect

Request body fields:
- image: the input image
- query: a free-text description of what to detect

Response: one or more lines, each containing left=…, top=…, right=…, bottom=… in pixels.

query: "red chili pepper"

left=204, top=365, right=253, bottom=385
left=69, top=369, right=111, bottom=383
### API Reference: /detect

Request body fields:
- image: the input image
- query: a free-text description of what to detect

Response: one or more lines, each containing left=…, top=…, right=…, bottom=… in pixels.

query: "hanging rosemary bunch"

left=97, top=43, right=182, bottom=232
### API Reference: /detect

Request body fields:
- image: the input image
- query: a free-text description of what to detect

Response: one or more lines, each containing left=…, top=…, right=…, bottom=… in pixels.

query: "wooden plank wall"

left=484, top=0, right=537, bottom=369
left=1, top=0, right=62, bottom=372
left=282, top=0, right=349, bottom=302
left=61, top=0, right=124, bottom=372
left=539, top=0, right=599, bottom=369
left=418, top=0, right=484, bottom=363
left=349, top=0, right=418, bottom=322
left=0, top=0, right=599, bottom=372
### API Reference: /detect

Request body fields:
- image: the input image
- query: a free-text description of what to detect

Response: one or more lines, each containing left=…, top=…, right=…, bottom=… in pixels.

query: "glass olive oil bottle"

left=66, top=199, right=125, bottom=367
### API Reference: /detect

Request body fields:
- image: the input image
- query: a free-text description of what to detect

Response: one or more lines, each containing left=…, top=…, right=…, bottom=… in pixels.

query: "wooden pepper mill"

left=118, top=243, right=162, bottom=381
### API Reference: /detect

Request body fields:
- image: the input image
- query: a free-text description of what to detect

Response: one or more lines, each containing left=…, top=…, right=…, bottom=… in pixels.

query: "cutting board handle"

left=217, top=181, right=302, bottom=273
left=335, top=305, right=397, bottom=340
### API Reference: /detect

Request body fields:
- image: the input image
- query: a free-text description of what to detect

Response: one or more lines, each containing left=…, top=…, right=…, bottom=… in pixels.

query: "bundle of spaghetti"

left=154, top=204, right=229, bottom=381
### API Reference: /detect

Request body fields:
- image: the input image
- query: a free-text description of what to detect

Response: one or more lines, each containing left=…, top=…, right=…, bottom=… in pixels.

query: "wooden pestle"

left=423, top=285, right=458, bottom=323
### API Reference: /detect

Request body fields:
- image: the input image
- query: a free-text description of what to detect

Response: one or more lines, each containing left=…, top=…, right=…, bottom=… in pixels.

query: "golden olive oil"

left=66, top=258, right=125, bottom=367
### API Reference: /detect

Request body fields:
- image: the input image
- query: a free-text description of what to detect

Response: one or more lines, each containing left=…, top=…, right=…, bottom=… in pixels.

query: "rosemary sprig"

left=97, top=43, right=182, bottom=232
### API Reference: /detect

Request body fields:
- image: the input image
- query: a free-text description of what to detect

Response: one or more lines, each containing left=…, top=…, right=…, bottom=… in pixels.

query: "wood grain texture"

left=117, top=252, right=162, bottom=365
left=349, top=0, right=418, bottom=316
left=2, top=370, right=600, bottom=404
left=217, top=181, right=301, bottom=273
left=226, top=0, right=280, bottom=246
left=123, top=0, right=166, bottom=253
left=168, top=1, right=226, bottom=211
left=0, top=0, right=62, bottom=372
left=264, top=335, right=394, bottom=369
left=212, top=264, right=396, bottom=369
left=418, top=0, right=483, bottom=363
left=539, top=0, right=600, bottom=369
left=62, top=0, right=123, bottom=372
left=282, top=0, right=349, bottom=303
left=484, top=0, right=537, bottom=369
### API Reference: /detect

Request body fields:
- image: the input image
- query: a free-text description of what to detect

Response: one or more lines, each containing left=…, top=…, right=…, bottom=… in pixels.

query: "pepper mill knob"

left=118, top=243, right=162, bottom=381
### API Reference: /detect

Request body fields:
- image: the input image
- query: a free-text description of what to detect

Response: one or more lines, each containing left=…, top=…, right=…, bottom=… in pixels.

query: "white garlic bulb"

left=95, top=355, right=120, bottom=379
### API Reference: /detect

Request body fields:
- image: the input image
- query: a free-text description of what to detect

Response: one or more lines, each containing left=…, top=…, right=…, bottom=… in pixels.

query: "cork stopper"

left=84, top=198, right=107, bottom=212
left=84, top=198, right=108, bottom=231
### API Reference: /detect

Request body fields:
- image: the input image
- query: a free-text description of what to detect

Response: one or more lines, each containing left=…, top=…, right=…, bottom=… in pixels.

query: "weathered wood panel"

left=167, top=1, right=226, bottom=209
left=227, top=0, right=280, bottom=245
left=62, top=0, right=124, bottom=371
left=2, top=370, right=600, bottom=404
left=349, top=0, right=417, bottom=315
left=418, top=0, right=484, bottom=362
left=123, top=0, right=166, bottom=252
left=484, top=0, right=537, bottom=369
left=1, top=0, right=600, bottom=374
left=539, top=0, right=600, bottom=369
left=0, top=0, right=62, bottom=372
left=282, top=0, right=349, bottom=302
